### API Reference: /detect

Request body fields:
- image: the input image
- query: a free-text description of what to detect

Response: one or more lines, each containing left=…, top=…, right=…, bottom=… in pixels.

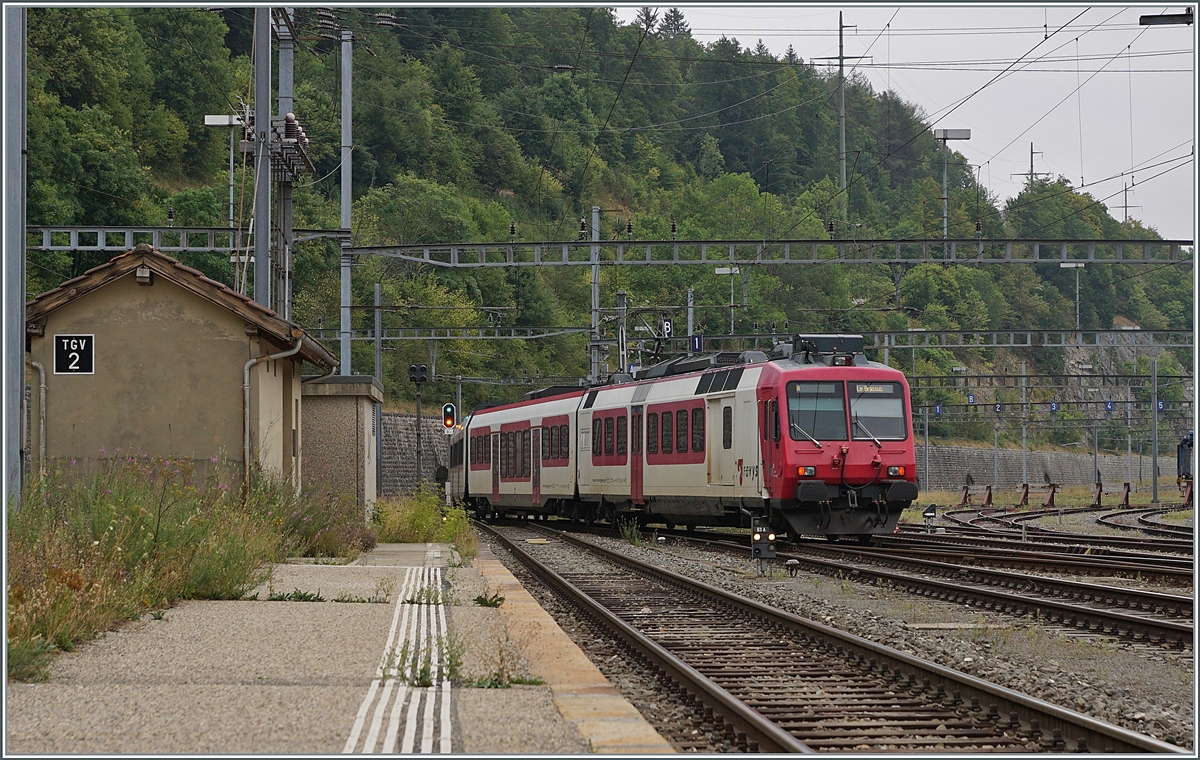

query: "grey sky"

left=615, top=5, right=1196, bottom=241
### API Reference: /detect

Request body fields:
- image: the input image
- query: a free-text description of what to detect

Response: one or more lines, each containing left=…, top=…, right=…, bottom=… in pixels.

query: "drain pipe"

left=27, top=359, right=45, bottom=477
left=244, top=335, right=305, bottom=497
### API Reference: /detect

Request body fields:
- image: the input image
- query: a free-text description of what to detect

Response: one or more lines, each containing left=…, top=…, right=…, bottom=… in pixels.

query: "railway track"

left=477, top=520, right=1185, bottom=753
left=886, top=529, right=1194, bottom=571
left=1097, top=508, right=1195, bottom=540
left=935, top=509, right=1195, bottom=555
left=634, top=529, right=1193, bottom=649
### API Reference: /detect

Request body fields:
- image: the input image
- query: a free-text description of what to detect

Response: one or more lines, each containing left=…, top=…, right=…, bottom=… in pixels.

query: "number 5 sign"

left=54, top=334, right=94, bottom=374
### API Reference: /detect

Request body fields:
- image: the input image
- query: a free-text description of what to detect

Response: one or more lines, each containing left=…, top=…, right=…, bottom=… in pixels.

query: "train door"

left=761, top=394, right=782, bottom=495
left=707, top=398, right=736, bottom=486
left=630, top=406, right=644, bottom=504
left=491, top=432, right=500, bottom=504
left=531, top=427, right=542, bottom=507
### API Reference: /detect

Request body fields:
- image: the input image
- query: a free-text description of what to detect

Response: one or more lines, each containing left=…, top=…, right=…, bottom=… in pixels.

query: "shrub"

left=374, top=486, right=478, bottom=559
left=6, top=455, right=375, bottom=680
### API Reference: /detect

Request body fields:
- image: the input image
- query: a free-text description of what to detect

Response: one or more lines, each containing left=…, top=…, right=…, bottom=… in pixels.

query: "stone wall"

left=914, top=445, right=1162, bottom=493
left=380, top=412, right=452, bottom=496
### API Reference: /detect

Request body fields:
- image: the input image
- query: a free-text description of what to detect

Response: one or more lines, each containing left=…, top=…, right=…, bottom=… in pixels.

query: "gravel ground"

left=485, top=527, right=1195, bottom=751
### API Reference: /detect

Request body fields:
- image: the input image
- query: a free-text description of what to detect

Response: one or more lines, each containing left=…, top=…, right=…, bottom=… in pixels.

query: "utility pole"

left=275, top=9, right=295, bottom=319
left=1021, top=361, right=1027, bottom=485
left=617, top=290, right=628, bottom=373
left=686, top=288, right=695, bottom=356
left=253, top=7, right=272, bottom=307
left=590, top=205, right=600, bottom=383
left=934, top=129, right=970, bottom=239
left=923, top=407, right=929, bottom=491
left=1151, top=357, right=1159, bottom=503
left=813, top=14, right=866, bottom=220
left=6, top=5, right=26, bottom=510
left=339, top=29, right=353, bottom=374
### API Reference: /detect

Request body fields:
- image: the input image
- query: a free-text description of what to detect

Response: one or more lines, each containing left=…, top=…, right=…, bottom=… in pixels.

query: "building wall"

left=27, top=273, right=300, bottom=485
left=300, top=379, right=381, bottom=513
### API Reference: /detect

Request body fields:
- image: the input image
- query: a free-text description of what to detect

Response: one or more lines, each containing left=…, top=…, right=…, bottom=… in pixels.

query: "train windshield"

left=848, top=382, right=908, bottom=440
left=787, top=382, right=847, bottom=441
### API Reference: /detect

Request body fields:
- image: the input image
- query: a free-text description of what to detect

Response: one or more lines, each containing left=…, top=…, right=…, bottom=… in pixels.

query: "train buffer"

left=958, top=484, right=993, bottom=508
left=1090, top=482, right=1131, bottom=508
left=1016, top=483, right=1058, bottom=508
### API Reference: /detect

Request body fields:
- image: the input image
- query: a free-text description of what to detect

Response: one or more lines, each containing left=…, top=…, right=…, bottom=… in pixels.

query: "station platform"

left=4, top=541, right=673, bottom=754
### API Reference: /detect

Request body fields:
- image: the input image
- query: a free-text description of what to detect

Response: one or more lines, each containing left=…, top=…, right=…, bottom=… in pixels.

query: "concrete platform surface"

left=5, top=541, right=673, bottom=754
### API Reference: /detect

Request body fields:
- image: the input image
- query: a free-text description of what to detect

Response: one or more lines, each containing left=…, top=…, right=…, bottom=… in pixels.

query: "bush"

left=373, top=486, right=478, bottom=559
left=6, top=455, right=375, bottom=681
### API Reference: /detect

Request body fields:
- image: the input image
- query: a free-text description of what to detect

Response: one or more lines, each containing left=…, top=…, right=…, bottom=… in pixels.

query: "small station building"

left=24, top=244, right=338, bottom=491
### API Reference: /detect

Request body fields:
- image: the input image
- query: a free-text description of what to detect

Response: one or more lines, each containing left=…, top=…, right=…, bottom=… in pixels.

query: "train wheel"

left=853, top=534, right=873, bottom=545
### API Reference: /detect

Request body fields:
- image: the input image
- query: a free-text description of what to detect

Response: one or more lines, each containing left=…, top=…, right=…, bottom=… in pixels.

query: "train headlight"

left=797, top=466, right=816, bottom=477
left=887, top=465, right=906, bottom=477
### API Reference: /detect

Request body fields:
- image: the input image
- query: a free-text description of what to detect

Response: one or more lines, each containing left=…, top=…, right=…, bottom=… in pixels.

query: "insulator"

left=284, top=113, right=298, bottom=139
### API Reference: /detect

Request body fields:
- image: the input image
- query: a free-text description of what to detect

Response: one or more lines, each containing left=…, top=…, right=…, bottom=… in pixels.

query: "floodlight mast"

left=933, top=129, right=971, bottom=240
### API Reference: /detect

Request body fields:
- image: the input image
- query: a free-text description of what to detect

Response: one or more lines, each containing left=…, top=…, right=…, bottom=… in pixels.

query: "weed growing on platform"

left=373, top=486, right=477, bottom=559
left=266, top=588, right=325, bottom=602
left=404, top=586, right=444, bottom=605
left=6, top=456, right=374, bottom=681
left=473, top=587, right=505, bottom=607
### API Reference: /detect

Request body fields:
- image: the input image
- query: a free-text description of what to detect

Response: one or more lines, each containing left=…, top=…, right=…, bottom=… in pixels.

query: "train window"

left=788, top=382, right=848, bottom=441
left=676, top=409, right=688, bottom=453
left=593, top=419, right=603, bottom=457
left=771, top=399, right=781, bottom=442
left=560, top=424, right=569, bottom=458
left=632, top=414, right=641, bottom=455
left=485, top=435, right=491, bottom=463
left=523, top=430, right=531, bottom=477
left=692, top=407, right=705, bottom=452
left=661, top=411, right=673, bottom=454
left=721, top=367, right=744, bottom=391
left=549, top=425, right=559, bottom=459
left=499, top=434, right=507, bottom=477
left=469, top=436, right=475, bottom=464
left=541, top=426, right=550, bottom=460
left=616, top=415, right=627, bottom=456
left=604, top=416, right=615, bottom=456
left=695, top=373, right=715, bottom=394
left=849, top=382, right=907, bottom=440
left=723, top=406, right=733, bottom=449
left=510, top=431, right=517, bottom=476
left=647, top=413, right=658, bottom=454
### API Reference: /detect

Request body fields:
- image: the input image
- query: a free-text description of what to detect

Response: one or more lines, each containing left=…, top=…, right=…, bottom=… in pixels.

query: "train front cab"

left=758, top=358, right=918, bottom=541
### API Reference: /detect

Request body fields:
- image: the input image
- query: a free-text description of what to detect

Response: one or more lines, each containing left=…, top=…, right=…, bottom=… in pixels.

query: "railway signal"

left=442, top=402, right=456, bottom=429
left=751, top=518, right=776, bottom=562
left=408, top=363, right=428, bottom=384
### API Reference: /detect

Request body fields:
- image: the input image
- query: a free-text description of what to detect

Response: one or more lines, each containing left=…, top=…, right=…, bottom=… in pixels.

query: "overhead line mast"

left=813, top=13, right=868, bottom=220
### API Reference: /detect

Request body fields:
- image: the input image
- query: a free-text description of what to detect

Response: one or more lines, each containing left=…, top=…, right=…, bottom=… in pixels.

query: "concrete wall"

left=301, top=377, right=382, bottom=511
left=914, top=444, right=1162, bottom=492
left=380, top=412, right=451, bottom=496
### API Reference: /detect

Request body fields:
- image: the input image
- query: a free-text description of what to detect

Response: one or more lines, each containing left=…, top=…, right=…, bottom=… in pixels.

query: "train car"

left=446, top=334, right=918, bottom=540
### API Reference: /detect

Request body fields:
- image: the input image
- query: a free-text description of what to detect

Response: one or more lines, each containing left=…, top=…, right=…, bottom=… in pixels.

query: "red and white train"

left=447, top=334, right=918, bottom=540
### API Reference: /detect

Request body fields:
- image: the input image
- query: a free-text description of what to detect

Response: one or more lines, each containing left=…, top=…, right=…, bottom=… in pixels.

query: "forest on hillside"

left=23, top=7, right=1192, bottom=447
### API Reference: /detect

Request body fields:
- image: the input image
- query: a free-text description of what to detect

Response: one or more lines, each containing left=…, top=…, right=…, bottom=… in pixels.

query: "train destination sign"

left=54, top=334, right=94, bottom=374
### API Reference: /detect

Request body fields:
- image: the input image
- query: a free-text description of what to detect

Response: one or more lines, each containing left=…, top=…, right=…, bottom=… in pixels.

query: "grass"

left=617, top=517, right=647, bottom=546
left=6, top=455, right=377, bottom=681
left=373, top=486, right=478, bottom=560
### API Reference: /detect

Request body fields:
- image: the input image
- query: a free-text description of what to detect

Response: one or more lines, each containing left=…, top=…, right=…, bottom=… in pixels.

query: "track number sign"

left=54, top=334, right=94, bottom=374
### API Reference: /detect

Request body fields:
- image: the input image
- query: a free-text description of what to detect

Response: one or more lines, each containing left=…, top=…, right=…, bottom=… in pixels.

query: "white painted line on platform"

left=345, top=566, right=452, bottom=754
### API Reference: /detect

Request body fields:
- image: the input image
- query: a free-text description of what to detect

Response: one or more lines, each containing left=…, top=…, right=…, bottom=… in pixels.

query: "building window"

left=647, top=413, right=658, bottom=454
left=723, top=406, right=733, bottom=449
left=616, top=415, right=627, bottom=457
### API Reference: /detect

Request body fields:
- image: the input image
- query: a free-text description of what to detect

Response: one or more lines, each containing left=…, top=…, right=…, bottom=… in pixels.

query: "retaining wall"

left=378, top=414, right=1168, bottom=497
left=380, top=412, right=452, bottom=497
